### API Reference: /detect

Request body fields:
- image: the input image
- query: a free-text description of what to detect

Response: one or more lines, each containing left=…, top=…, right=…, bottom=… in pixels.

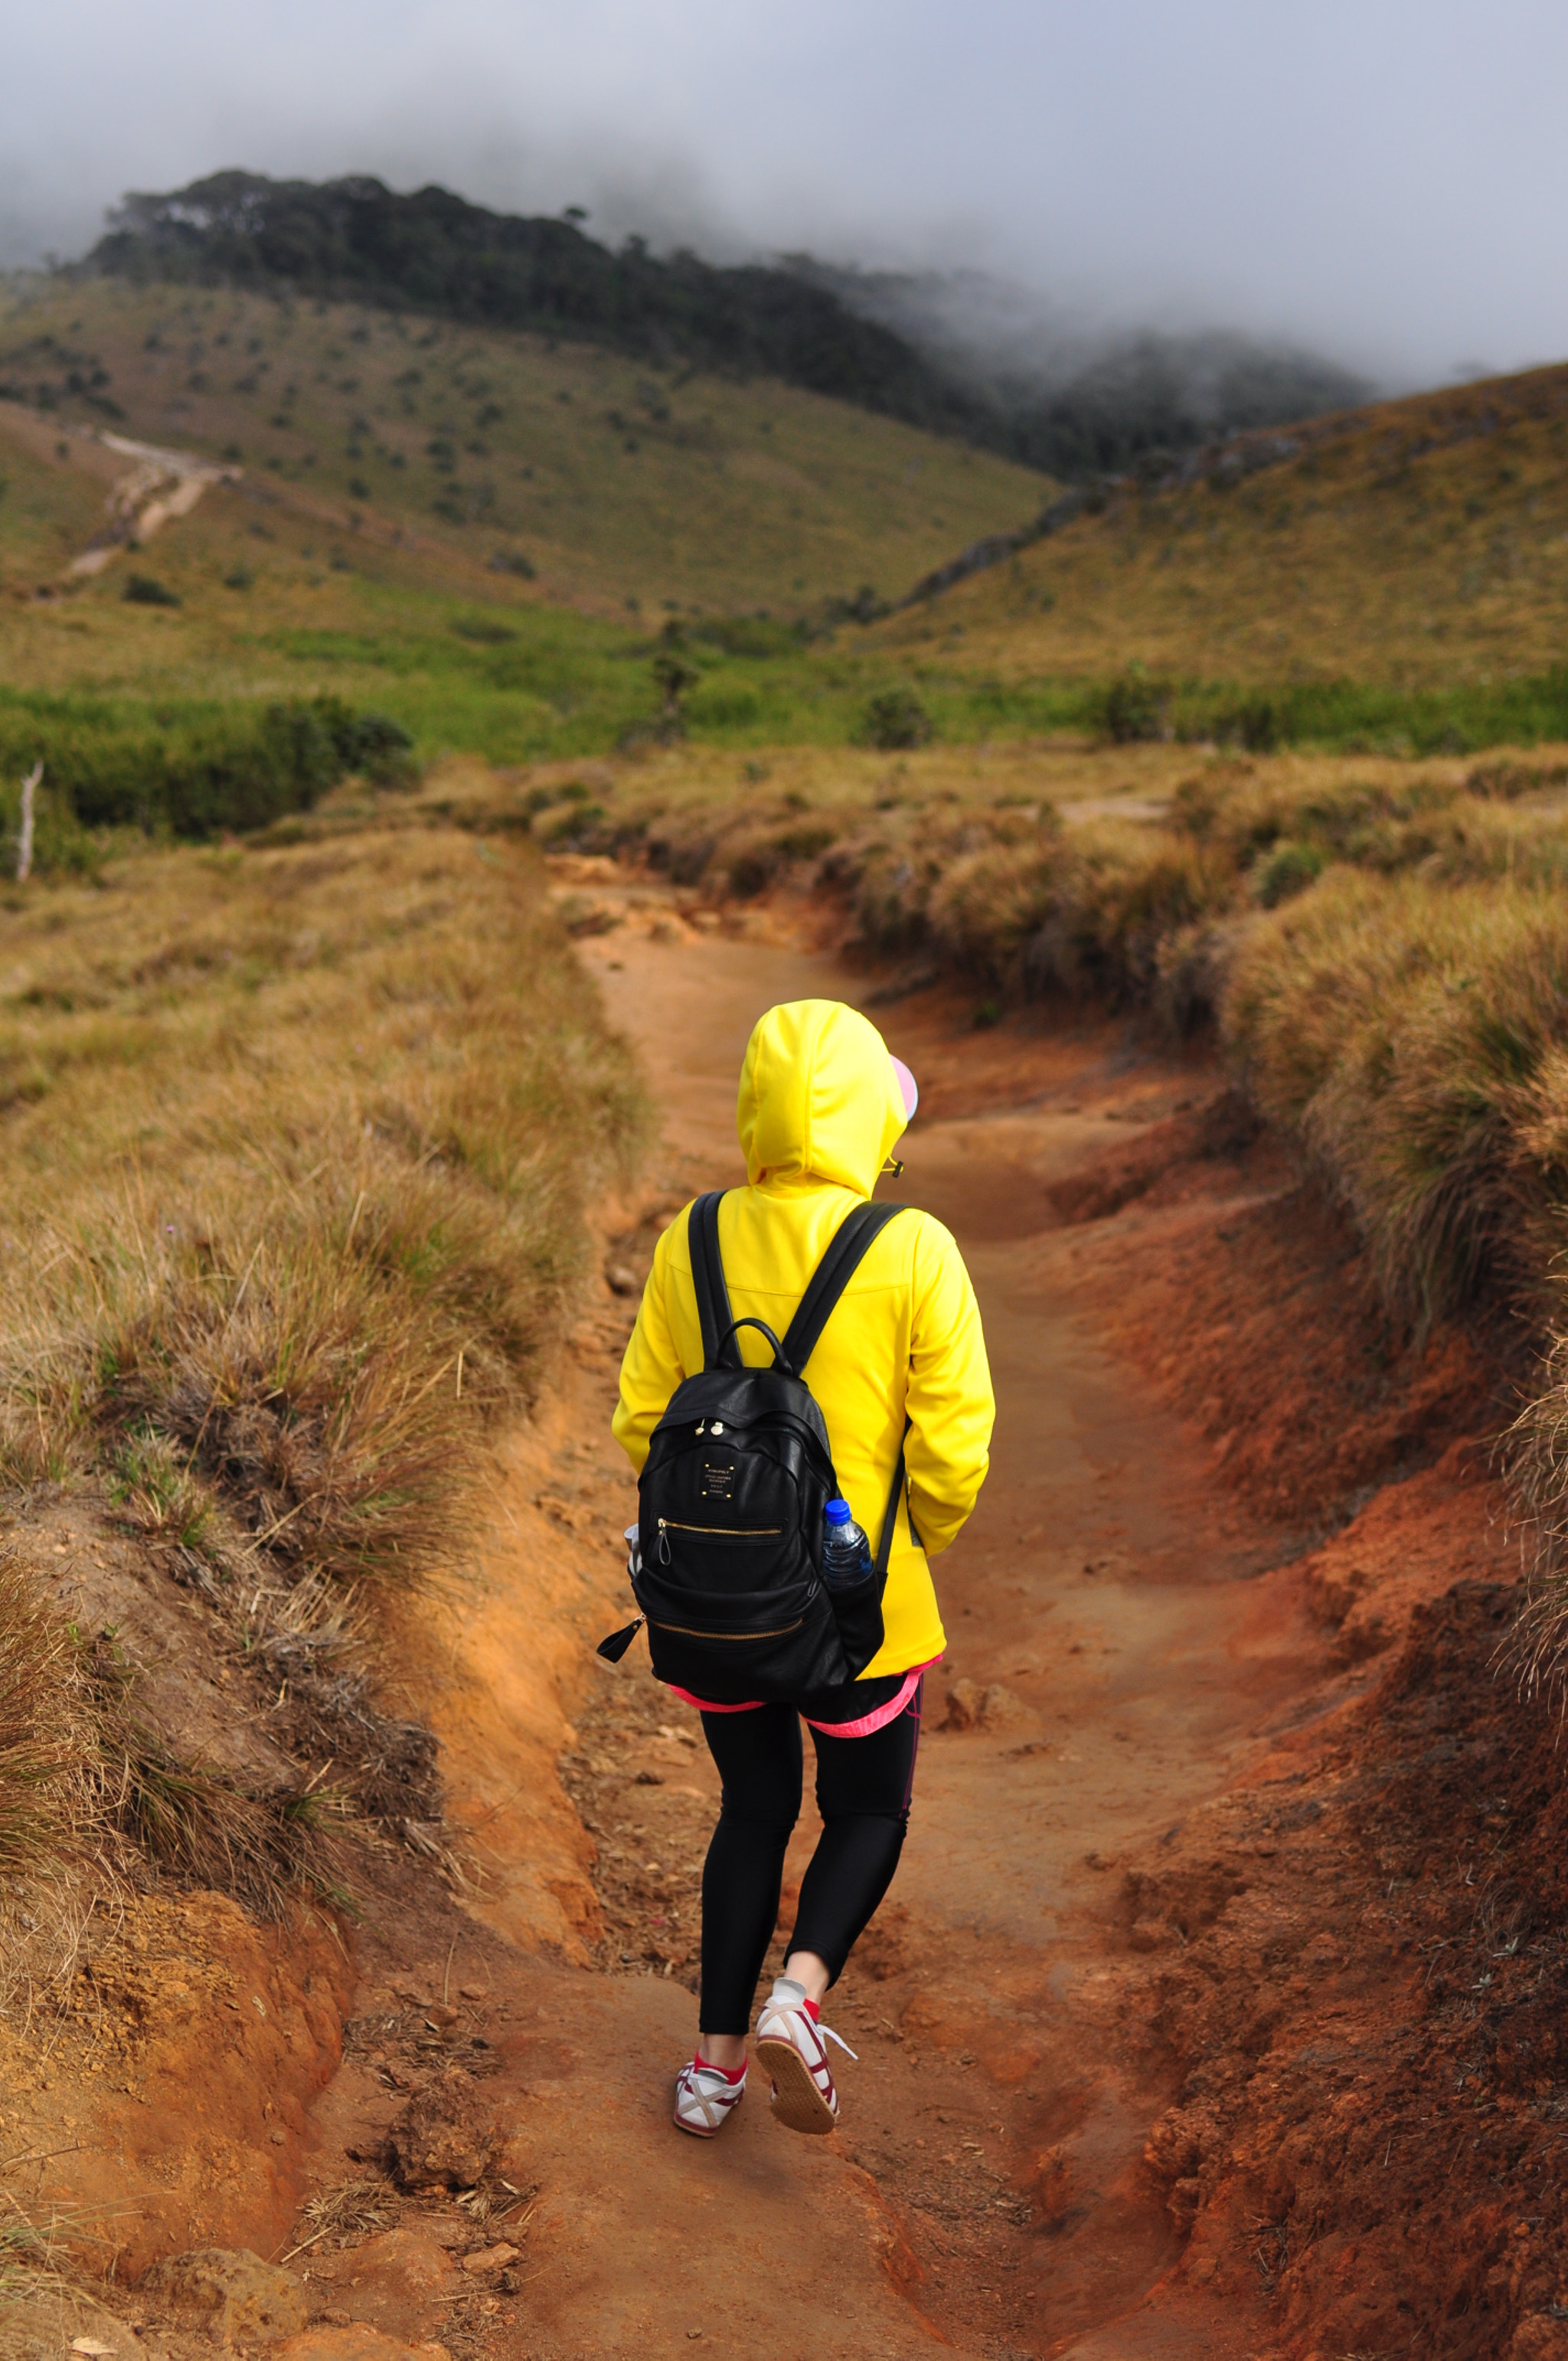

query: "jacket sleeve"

left=903, top=1213, right=995, bottom=1556
left=611, top=1220, right=689, bottom=1475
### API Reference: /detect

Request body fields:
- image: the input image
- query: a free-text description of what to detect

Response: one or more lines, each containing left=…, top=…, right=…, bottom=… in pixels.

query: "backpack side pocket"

left=823, top=1566, right=885, bottom=1680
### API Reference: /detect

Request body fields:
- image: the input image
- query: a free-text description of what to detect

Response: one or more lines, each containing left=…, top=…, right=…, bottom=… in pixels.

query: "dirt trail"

left=243, top=864, right=1549, bottom=2361
left=477, top=882, right=1336, bottom=2357
left=0, top=401, right=241, bottom=578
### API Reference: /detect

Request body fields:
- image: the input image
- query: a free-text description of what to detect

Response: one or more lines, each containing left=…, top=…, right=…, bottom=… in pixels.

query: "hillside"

left=83, top=171, right=1371, bottom=486
left=87, top=170, right=988, bottom=444
left=802, top=259, right=1372, bottom=480
left=0, top=273, right=1044, bottom=616
left=6, top=280, right=1568, bottom=778
left=884, top=361, right=1568, bottom=691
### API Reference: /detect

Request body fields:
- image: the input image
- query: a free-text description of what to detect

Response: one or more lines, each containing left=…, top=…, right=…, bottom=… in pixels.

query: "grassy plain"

left=0, top=360, right=1069, bottom=769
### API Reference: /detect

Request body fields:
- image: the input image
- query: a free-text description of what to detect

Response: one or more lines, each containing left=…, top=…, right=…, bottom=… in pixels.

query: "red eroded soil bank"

left=1042, top=1052, right=1568, bottom=2357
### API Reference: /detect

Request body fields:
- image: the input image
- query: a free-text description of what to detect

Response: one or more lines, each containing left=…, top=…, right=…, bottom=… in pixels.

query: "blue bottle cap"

left=825, top=1497, right=851, bottom=1524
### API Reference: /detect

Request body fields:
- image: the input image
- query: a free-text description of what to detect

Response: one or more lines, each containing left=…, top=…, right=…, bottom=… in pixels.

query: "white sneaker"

left=754, top=1977, right=857, bottom=2136
left=673, top=2056, right=747, bottom=2137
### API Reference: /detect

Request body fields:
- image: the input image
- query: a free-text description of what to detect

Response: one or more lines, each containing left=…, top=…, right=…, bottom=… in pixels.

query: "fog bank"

left=4, top=0, right=1565, bottom=390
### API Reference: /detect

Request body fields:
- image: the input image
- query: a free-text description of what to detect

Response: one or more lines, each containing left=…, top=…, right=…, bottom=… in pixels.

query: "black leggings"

left=697, top=1683, right=921, bottom=2036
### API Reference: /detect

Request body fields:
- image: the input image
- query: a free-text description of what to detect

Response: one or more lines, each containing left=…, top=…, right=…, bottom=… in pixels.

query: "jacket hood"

left=737, top=1000, right=908, bottom=1194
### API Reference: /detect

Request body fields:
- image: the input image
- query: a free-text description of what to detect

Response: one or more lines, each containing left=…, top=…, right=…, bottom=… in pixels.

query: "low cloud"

left=3, top=0, right=1566, bottom=393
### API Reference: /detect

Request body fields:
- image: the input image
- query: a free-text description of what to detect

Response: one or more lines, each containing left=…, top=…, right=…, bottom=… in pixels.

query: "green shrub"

left=451, top=616, right=517, bottom=645
left=122, top=573, right=180, bottom=608
left=1096, top=667, right=1172, bottom=744
left=685, top=678, right=762, bottom=730
left=0, top=691, right=417, bottom=839
left=1253, top=840, right=1325, bottom=906
left=337, top=710, right=418, bottom=788
left=822, top=586, right=889, bottom=627
left=691, top=616, right=802, bottom=659
left=1166, top=668, right=1568, bottom=756
left=0, top=770, right=101, bottom=882
left=861, top=687, right=934, bottom=751
left=652, top=648, right=701, bottom=721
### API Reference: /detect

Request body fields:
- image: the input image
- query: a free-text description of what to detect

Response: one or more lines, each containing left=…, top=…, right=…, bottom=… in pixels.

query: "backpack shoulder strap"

left=780, top=1201, right=906, bottom=1376
left=875, top=1418, right=912, bottom=1579
left=687, top=1190, right=735, bottom=1371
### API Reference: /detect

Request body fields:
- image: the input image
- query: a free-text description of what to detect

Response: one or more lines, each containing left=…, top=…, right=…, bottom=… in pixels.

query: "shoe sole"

left=756, top=2035, right=838, bottom=2135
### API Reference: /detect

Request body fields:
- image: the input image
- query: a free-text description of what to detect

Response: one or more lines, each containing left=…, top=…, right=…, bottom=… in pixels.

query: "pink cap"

left=890, top=1055, right=919, bottom=1120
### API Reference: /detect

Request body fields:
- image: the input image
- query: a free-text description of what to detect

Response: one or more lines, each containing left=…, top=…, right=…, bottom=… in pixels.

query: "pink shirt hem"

left=665, top=1657, right=940, bottom=1736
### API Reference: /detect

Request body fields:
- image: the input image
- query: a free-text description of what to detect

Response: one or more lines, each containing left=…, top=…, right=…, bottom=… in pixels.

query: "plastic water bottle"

left=822, top=1497, right=872, bottom=1589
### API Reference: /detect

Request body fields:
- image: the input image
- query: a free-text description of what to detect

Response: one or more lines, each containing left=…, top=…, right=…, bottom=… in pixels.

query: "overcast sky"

left=2, top=0, right=1564, bottom=387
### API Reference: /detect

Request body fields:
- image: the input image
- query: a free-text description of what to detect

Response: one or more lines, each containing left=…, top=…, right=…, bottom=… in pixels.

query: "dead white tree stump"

left=17, top=762, right=41, bottom=884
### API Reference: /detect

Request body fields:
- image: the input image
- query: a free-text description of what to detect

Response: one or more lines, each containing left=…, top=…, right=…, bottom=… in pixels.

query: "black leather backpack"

left=599, top=1190, right=909, bottom=1701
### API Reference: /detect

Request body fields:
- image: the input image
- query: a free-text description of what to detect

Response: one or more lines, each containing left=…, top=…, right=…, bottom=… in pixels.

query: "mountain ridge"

left=85, top=170, right=1368, bottom=484
left=87, top=171, right=994, bottom=453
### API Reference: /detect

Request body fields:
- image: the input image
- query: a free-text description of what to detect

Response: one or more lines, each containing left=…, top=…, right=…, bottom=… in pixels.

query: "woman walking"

left=612, top=998, right=994, bottom=2137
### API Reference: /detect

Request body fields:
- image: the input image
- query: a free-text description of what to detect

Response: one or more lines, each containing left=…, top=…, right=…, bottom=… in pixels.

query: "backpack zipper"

left=655, top=1517, right=782, bottom=1563
left=649, top=1617, right=803, bottom=1641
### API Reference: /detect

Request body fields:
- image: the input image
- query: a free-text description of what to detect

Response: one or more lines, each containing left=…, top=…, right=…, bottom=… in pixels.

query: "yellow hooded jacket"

left=612, top=999, right=995, bottom=1678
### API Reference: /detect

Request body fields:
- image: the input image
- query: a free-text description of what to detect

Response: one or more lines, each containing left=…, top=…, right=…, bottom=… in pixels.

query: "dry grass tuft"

left=1503, top=1370, right=1568, bottom=1701
left=1224, top=876, right=1568, bottom=1324
left=293, top=2179, right=397, bottom=2255
left=0, top=815, right=643, bottom=1918
left=839, top=805, right=1233, bottom=1012
left=0, top=2196, right=81, bottom=2294
left=0, top=1556, right=81, bottom=1874
left=87, top=1662, right=354, bottom=1919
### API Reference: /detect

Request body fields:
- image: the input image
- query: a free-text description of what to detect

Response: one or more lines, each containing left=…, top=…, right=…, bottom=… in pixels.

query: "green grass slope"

left=6, top=280, right=1568, bottom=782
left=0, top=276, right=1046, bottom=617
left=884, top=362, right=1568, bottom=693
